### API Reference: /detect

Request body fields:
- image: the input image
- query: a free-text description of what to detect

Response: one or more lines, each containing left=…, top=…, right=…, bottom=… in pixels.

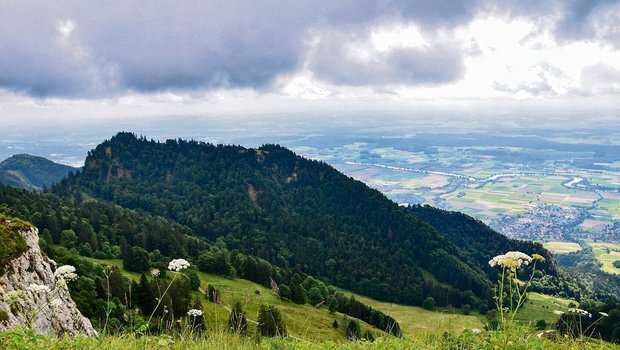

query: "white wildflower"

left=488, top=251, right=533, bottom=271
left=50, top=299, right=63, bottom=309
left=553, top=310, right=565, bottom=315
left=600, top=312, right=609, bottom=317
left=187, top=309, right=203, bottom=317
left=568, top=308, right=592, bottom=318
left=27, top=283, right=50, bottom=293
left=150, top=268, right=161, bottom=277
left=55, top=265, right=78, bottom=282
left=471, top=328, right=481, bottom=334
left=168, top=259, right=190, bottom=272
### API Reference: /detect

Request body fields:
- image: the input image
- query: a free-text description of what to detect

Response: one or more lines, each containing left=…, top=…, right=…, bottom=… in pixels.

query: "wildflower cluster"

left=187, top=309, right=203, bottom=317
left=27, top=283, right=50, bottom=293
left=568, top=308, right=592, bottom=318
left=488, top=251, right=532, bottom=271
left=168, top=259, right=190, bottom=272
left=54, top=265, right=78, bottom=282
left=151, top=268, right=161, bottom=277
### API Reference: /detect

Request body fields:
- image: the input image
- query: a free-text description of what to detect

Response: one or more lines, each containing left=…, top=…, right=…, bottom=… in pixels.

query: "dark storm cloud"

left=0, top=0, right=616, bottom=98
left=0, top=0, right=486, bottom=97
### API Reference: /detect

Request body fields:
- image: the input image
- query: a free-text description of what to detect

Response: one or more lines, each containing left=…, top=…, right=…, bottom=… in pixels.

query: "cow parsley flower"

left=27, top=283, right=50, bottom=293
left=568, top=308, right=592, bottom=318
left=471, top=328, right=482, bottom=334
left=488, top=251, right=533, bottom=271
left=187, top=309, right=203, bottom=317
left=150, top=268, right=161, bottom=277
left=600, top=312, right=609, bottom=317
left=553, top=310, right=565, bottom=315
left=55, top=265, right=78, bottom=282
left=168, top=259, right=190, bottom=272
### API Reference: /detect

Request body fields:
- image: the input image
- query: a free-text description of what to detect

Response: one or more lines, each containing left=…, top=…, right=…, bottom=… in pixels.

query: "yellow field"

left=542, top=241, right=582, bottom=254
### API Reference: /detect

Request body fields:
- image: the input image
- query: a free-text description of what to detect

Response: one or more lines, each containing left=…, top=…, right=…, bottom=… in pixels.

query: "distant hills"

left=0, top=154, right=75, bottom=190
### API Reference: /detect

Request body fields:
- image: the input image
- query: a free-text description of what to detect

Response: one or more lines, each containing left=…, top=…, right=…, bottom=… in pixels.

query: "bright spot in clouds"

left=0, top=1, right=618, bottom=121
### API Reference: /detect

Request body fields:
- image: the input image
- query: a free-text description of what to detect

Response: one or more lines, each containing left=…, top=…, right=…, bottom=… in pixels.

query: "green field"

left=587, top=241, right=620, bottom=275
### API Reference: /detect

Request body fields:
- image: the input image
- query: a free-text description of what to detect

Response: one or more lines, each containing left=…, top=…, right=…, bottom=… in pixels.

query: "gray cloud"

left=309, top=31, right=465, bottom=86
left=0, top=0, right=617, bottom=98
left=581, top=64, right=620, bottom=94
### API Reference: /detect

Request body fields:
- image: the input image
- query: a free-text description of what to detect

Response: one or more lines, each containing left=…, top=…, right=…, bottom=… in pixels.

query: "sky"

left=1, top=0, right=620, bottom=124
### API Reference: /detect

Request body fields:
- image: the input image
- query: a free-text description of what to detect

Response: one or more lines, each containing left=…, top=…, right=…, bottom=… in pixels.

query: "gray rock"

left=0, top=227, right=97, bottom=336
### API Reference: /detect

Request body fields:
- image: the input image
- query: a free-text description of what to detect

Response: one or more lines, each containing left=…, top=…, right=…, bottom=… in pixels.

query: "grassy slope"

left=514, top=292, right=576, bottom=327
left=587, top=241, right=620, bottom=275
left=83, top=258, right=380, bottom=342
left=83, top=257, right=572, bottom=341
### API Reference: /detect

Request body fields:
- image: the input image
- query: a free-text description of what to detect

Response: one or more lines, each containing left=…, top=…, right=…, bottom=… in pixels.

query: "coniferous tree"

left=257, top=304, right=287, bottom=337
left=228, top=301, right=248, bottom=335
left=346, top=319, right=361, bottom=340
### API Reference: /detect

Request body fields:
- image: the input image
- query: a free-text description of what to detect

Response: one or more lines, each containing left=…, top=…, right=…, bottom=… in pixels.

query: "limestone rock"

left=0, top=227, right=97, bottom=336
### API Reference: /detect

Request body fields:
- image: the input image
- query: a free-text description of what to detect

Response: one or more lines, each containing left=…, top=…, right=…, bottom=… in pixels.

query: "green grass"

left=1, top=327, right=619, bottom=350
left=82, top=258, right=578, bottom=341
left=587, top=241, right=620, bottom=275
left=514, top=293, right=576, bottom=327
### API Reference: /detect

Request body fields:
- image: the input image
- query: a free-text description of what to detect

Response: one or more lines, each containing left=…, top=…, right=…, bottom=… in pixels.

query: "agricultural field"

left=292, top=133, right=620, bottom=243
left=543, top=241, right=582, bottom=254
left=587, top=241, right=620, bottom=275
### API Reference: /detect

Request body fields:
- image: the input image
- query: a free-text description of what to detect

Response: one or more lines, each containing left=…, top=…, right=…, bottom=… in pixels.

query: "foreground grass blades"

left=1, top=328, right=619, bottom=350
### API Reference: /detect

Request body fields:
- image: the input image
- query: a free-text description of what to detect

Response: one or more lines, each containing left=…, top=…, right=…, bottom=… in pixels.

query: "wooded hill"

left=50, top=132, right=554, bottom=307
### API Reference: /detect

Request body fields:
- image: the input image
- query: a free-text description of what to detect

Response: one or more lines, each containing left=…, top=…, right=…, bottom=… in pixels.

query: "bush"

left=257, top=304, right=287, bottom=337
left=228, top=301, right=248, bottom=335
left=206, top=284, right=220, bottom=303
left=423, top=297, right=436, bottom=310
left=536, top=319, right=547, bottom=330
left=278, top=284, right=291, bottom=300
left=463, top=304, right=471, bottom=315
left=346, top=319, right=361, bottom=340
left=332, top=320, right=338, bottom=329
left=0, top=309, right=9, bottom=322
left=0, top=215, right=28, bottom=276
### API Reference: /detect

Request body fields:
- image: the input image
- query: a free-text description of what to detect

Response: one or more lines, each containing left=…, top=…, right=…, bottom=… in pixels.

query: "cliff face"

left=0, top=227, right=97, bottom=336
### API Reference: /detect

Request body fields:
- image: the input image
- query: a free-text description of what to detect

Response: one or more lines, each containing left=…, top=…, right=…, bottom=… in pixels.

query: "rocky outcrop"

left=0, top=227, right=97, bottom=336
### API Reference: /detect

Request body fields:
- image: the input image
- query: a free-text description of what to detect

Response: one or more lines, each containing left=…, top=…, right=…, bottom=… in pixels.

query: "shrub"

left=463, top=304, right=471, bottom=315
left=346, top=319, right=361, bottom=340
left=257, top=304, right=287, bottom=337
left=228, top=301, right=248, bottom=335
left=0, top=215, right=29, bottom=276
left=206, top=284, right=220, bottom=303
left=536, top=319, right=547, bottom=330
left=423, top=297, right=436, bottom=310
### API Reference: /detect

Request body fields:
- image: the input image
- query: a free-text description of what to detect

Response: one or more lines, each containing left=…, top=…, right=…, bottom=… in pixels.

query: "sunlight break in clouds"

left=0, top=1, right=618, bottom=122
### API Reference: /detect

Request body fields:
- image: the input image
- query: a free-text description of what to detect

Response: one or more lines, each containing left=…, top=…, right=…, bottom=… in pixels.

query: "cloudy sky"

left=1, top=0, right=620, bottom=123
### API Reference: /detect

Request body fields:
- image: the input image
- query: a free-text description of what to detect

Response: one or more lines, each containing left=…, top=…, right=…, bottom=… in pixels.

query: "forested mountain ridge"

left=52, top=132, right=554, bottom=306
left=0, top=154, right=75, bottom=191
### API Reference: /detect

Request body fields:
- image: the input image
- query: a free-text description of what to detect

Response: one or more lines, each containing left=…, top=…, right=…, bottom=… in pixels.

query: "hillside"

left=54, top=132, right=554, bottom=308
left=0, top=154, right=75, bottom=191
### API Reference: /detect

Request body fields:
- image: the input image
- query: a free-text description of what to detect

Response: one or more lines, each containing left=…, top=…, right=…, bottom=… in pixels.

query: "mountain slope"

left=409, top=205, right=557, bottom=276
left=55, top=132, right=554, bottom=307
left=0, top=154, right=75, bottom=190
